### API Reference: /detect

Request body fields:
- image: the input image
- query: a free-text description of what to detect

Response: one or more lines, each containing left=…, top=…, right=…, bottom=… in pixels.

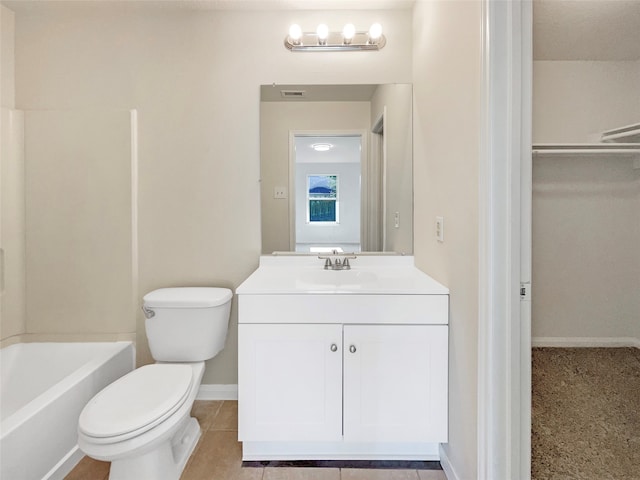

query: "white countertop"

left=236, top=255, right=449, bottom=295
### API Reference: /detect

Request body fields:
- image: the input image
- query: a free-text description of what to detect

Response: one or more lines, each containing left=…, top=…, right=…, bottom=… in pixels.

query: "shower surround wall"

left=1, top=5, right=25, bottom=342
left=0, top=109, right=138, bottom=346
left=532, top=60, right=640, bottom=345
left=24, top=110, right=138, bottom=341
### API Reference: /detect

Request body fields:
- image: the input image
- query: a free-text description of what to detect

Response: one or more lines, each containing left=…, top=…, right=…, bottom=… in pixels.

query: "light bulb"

left=288, top=24, right=302, bottom=45
left=342, top=23, right=356, bottom=44
left=368, top=23, right=382, bottom=43
left=317, top=23, right=329, bottom=45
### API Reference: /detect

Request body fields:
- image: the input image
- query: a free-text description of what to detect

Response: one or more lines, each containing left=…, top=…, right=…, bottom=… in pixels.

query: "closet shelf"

left=601, top=122, right=640, bottom=143
left=532, top=144, right=640, bottom=167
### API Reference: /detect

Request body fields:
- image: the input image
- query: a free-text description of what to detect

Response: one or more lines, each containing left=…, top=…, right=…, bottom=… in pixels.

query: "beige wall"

left=13, top=5, right=412, bottom=383
left=370, top=83, right=413, bottom=254
left=533, top=61, right=640, bottom=143
left=532, top=60, right=640, bottom=342
left=1, top=5, right=14, bottom=108
left=260, top=101, right=371, bottom=254
left=412, top=1, right=482, bottom=479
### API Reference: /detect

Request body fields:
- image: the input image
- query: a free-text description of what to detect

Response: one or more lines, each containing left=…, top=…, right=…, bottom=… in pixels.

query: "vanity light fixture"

left=285, top=23, right=386, bottom=52
left=311, top=143, right=334, bottom=152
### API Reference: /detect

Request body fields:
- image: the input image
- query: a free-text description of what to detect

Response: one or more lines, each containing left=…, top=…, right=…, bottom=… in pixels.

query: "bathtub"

left=1, top=342, right=135, bottom=480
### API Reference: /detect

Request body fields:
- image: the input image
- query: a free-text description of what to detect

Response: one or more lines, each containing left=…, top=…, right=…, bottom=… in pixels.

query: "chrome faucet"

left=317, top=252, right=357, bottom=270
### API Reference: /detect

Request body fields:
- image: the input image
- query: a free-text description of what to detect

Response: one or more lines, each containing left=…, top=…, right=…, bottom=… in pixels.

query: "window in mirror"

left=308, top=174, right=339, bottom=223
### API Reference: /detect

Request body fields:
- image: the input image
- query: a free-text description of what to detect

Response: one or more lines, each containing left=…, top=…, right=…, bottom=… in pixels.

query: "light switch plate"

left=435, top=216, right=444, bottom=242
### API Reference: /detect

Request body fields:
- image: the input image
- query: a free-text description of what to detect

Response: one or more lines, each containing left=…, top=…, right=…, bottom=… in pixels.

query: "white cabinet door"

left=238, top=323, right=343, bottom=441
left=343, top=325, right=448, bottom=443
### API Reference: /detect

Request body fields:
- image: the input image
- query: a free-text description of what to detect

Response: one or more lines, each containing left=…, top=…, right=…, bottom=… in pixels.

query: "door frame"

left=478, top=1, right=532, bottom=479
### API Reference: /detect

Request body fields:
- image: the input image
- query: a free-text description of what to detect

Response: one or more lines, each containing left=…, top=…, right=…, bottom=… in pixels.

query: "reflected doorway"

left=291, top=134, right=362, bottom=253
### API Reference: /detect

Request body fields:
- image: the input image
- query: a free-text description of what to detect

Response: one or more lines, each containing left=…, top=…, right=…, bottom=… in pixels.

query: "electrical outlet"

left=435, top=216, right=444, bottom=242
left=394, top=212, right=400, bottom=228
left=274, top=186, right=288, bottom=199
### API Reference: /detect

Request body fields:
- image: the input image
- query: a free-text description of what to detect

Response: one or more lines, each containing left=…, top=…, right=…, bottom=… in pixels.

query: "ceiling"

left=294, top=135, right=362, bottom=164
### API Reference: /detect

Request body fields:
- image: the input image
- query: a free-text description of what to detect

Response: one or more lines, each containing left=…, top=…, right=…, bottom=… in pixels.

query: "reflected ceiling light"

left=311, top=143, right=334, bottom=152
left=284, top=23, right=386, bottom=52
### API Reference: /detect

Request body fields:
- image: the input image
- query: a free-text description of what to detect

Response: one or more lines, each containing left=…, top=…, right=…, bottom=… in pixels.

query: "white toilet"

left=78, top=287, right=232, bottom=480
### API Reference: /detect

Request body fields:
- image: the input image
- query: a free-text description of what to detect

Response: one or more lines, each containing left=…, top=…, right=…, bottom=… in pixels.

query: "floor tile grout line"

left=205, top=399, right=225, bottom=433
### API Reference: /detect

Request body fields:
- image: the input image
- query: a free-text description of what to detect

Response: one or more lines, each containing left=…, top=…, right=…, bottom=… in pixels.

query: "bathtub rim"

left=0, top=341, right=135, bottom=439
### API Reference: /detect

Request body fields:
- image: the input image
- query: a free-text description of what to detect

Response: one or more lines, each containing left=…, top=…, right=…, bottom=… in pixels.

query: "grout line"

left=207, top=400, right=225, bottom=432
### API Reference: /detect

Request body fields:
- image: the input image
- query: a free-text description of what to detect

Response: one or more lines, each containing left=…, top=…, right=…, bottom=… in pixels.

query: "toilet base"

left=108, top=416, right=201, bottom=480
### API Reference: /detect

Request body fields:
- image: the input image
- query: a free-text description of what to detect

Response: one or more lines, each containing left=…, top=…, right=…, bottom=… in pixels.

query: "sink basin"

left=298, top=269, right=378, bottom=288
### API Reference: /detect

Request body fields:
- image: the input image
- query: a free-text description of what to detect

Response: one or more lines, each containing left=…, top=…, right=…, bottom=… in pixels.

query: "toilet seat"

left=79, top=364, right=193, bottom=443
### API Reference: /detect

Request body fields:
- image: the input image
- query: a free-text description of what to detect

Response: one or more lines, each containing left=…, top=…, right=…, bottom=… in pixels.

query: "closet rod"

left=601, top=122, right=640, bottom=143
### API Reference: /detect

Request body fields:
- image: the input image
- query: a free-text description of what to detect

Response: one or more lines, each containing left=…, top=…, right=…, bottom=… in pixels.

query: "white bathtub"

left=1, top=342, right=135, bottom=480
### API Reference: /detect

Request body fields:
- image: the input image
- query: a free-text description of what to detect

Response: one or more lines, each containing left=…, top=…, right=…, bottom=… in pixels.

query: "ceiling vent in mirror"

left=280, top=90, right=307, bottom=99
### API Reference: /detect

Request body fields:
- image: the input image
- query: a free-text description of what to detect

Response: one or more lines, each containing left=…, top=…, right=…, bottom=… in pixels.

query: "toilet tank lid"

left=143, top=287, right=232, bottom=308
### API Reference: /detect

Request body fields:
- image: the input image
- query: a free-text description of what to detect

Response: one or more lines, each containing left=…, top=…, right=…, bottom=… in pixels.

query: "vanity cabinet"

left=236, top=256, right=449, bottom=461
left=238, top=324, right=343, bottom=442
left=239, top=323, right=447, bottom=445
left=342, top=324, right=447, bottom=443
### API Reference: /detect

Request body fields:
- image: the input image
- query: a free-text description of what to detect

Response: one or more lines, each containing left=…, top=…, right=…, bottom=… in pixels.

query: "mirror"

left=260, top=84, right=412, bottom=254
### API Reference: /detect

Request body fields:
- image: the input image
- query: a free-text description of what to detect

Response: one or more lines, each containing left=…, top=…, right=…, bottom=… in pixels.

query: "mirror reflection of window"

left=260, top=84, right=413, bottom=254
left=307, top=174, right=338, bottom=223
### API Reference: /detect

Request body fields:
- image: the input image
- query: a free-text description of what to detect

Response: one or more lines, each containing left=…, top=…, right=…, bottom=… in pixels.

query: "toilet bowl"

left=78, top=287, right=232, bottom=480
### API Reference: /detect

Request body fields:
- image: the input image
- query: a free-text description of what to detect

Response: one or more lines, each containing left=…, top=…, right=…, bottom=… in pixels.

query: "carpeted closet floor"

left=532, top=347, right=640, bottom=480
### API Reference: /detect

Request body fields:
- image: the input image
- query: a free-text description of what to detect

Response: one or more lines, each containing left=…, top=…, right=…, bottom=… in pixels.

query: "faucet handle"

left=318, top=255, right=333, bottom=269
left=343, top=258, right=351, bottom=270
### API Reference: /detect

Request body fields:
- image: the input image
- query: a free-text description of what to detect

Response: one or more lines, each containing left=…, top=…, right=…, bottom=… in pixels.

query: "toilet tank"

left=143, top=287, right=232, bottom=362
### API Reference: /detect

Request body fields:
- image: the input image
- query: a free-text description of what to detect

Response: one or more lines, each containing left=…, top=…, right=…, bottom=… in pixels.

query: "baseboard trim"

left=197, top=384, right=238, bottom=400
left=43, top=445, right=84, bottom=480
left=532, top=337, right=640, bottom=349
left=438, top=444, right=460, bottom=480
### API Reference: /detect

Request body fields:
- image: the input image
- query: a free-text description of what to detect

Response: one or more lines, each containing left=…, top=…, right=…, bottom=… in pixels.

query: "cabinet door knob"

left=330, top=343, right=338, bottom=352
left=349, top=345, right=357, bottom=353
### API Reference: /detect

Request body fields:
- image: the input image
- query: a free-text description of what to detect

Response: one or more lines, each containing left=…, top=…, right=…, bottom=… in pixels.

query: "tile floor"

left=65, top=400, right=447, bottom=480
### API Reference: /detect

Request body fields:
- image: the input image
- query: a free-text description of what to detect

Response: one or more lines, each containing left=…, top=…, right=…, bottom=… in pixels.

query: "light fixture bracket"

left=285, top=31, right=386, bottom=52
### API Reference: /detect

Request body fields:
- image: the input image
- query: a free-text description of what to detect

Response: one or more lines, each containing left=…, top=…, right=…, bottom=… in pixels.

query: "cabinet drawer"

left=239, top=294, right=448, bottom=325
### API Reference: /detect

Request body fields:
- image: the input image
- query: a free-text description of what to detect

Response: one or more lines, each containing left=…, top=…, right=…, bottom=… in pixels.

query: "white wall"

left=412, top=1, right=482, bottom=479
left=370, top=83, right=413, bottom=254
left=13, top=5, right=412, bottom=383
left=261, top=101, right=371, bottom=254
left=532, top=60, right=640, bottom=343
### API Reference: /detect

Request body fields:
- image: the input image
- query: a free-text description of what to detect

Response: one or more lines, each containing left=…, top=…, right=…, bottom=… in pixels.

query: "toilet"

left=78, top=287, right=232, bottom=480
